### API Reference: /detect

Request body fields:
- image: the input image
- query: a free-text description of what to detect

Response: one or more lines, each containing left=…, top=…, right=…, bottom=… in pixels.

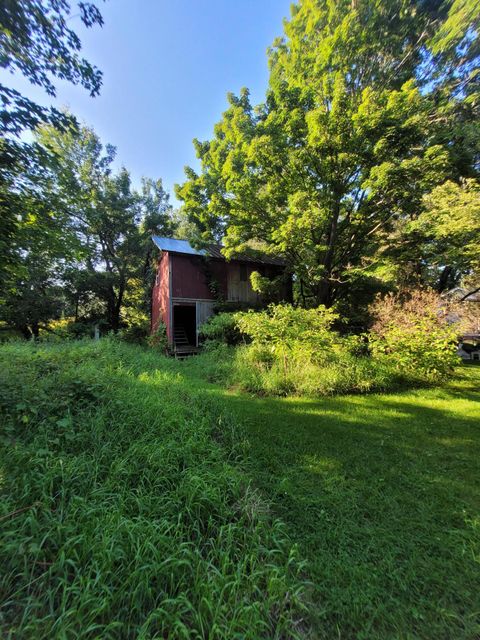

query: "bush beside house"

left=198, top=291, right=460, bottom=396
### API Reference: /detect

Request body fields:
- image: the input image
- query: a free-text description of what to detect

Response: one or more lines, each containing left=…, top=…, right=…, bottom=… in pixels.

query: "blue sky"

left=7, top=0, right=292, bottom=205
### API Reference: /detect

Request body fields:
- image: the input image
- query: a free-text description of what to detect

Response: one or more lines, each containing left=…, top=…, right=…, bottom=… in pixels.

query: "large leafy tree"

left=177, top=0, right=479, bottom=311
left=409, top=179, right=480, bottom=292
left=1, top=122, right=174, bottom=336
left=34, top=123, right=173, bottom=331
left=0, top=0, right=104, bottom=298
left=0, top=184, right=77, bottom=337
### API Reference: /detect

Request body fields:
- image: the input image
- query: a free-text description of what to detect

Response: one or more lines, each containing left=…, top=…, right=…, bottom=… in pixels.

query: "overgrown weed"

left=0, top=340, right=306, bottom=639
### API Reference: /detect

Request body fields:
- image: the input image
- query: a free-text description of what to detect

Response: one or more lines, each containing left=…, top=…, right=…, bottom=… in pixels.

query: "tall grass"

left=197, top=300, right=460, bottom=398
left=189, top=343, right=408, bottom=397
left=0, top=340, right=305, bottom=639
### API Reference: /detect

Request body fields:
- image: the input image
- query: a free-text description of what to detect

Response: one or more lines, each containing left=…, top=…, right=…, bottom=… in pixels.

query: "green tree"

left=0, top=183, right=78, bottom=337
left=410, top=179, right=480, bottom=292
left=31, top=123, right=172, bottom=332
left=0, top=0, right=104, bottom=300
left=1, top=0, right=103, bottom=135
left=177, top=0, right=479, bottom=312
left=1, top=120, right=174, bottom=336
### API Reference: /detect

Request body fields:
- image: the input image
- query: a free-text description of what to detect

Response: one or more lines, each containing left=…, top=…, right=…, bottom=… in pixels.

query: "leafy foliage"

left=235, top=304, right=339, bottom=360
left=0, top=0, right=107, bottom=334
left=177, top=0, right=480, bottom=311
left=200, top=299, right=460, bottom=396
left=146, top=321, right=168, bottom=351
left=0, top=0, right=103, bottom=135
left=369, top=289, right=461, bottom=379
left=0, top=122, right=175, bottom=335
left=199, top=311, right=243, bottom=346
left=409, top=179, right=480, bottom=291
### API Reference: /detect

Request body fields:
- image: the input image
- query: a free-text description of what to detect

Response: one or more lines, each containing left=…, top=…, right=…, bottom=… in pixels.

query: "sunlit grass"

left=0, top=340, right=306, bottom=639
left=2, top=340, right=479, bottom=639
left=214, top=365, right=480, bottom=639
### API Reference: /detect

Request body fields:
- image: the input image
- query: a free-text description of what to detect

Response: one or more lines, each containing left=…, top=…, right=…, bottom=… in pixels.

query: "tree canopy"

left=0, top=0, right=103, bottom=134
left=1, top=122, right=174, bottom=337
left=176, top=0, right=480, bottom=313
left=0, top=0, right=104, bottom=306
left=1, top=0, right=479, bottom=337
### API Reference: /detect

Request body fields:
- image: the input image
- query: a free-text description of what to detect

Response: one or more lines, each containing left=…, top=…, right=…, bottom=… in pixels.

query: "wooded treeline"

left=1, top=0, right=479, bottom=338
left=177, top=0, right=480, bottom=324
left=0, top=1, right=179, bottom=338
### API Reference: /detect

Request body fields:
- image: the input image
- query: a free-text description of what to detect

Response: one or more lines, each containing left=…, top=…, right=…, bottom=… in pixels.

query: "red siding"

left=151, top=252, right=171, bottom=341
left=152, top=250, right=292, bottom=344
left=171, top=254, right=226, bottom=300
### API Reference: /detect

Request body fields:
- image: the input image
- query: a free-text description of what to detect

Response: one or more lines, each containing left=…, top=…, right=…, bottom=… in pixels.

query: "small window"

left=155, top=271, right=160, bottom=287
left=239, top=264, right=248, bottom=282
left=473, top=353, right=480, bottom=361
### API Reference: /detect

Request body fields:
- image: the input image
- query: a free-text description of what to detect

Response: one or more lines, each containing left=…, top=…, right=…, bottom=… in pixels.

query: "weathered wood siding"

left=152, top=250, right=292, bottom=345
left=151, top=252, right=171, bottom=341
left=171, top=254, right=226, bottom=300
left=226, top=263, right=260, bottom=303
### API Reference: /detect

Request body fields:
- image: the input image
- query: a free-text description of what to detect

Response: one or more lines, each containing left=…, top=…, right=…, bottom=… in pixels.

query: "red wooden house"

left=151, top=236, right=289, bottom=351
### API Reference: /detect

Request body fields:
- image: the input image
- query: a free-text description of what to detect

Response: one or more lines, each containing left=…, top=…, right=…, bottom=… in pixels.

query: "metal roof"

left=152, top=236, right=206, bottom=256
left=152, top=236, right=285, bottom=266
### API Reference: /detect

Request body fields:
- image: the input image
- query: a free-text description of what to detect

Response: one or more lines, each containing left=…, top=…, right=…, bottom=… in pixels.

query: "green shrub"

left=119, top=318, right=150, bottom=344
left=146, top=321, right=168, bottom=352
left=197, top=300, right=458, bottom=397
left=64, top=320, right=96, bottom=339
left=199, top=312, right=243, bottom=346
left=369, top=290, right=460, bottom=381
left=235, top=303, right=339, bottom=358
left=42, top=319, right=111, bottom=341
left=230, top=305, right=377, bottom=396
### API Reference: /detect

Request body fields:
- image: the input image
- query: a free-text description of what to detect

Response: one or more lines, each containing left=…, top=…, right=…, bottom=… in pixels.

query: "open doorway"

left=173, top=304, right=196, bottom=346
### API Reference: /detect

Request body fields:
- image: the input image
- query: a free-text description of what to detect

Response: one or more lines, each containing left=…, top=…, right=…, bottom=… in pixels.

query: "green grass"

left=0, top=340, right=305, bottom=639
left=181, top=357, right=480, bottom=639
left=1, top=340, right=480, bottom=639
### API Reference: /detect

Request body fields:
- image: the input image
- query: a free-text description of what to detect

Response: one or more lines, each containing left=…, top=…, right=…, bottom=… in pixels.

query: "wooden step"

left=173, top=326, right=192, bottom=347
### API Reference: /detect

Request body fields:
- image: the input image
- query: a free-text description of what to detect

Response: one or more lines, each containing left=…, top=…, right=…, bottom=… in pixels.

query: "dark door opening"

left=173, top=304, right=196, bottom=346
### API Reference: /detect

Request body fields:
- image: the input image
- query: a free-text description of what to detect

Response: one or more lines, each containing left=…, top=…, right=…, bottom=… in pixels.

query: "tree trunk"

left=111, top=309, right=121, bottom=333
left=109, top=277, right=126, bottom=333
left=19, top=325, right=33, bottom=340
left=315, top=200, right=340, bottom=306
left=316, top=279, right=333, bottom=306
left=437, top=265, right=453, bottom=293
left=106, top=292, right=117, bottom=332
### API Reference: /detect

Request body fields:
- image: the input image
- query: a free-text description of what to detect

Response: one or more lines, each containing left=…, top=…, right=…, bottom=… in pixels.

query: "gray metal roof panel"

left=152, top=236, right=206, bottom=256
left=152, top=236, right=285, bottom=266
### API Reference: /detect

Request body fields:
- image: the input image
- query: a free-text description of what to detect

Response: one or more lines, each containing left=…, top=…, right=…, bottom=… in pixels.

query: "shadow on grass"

left=5, top=340, right=478, bottom=639
left=59, top=347, right=478, bottom=640
left=171, top=365, right=480, bottom=639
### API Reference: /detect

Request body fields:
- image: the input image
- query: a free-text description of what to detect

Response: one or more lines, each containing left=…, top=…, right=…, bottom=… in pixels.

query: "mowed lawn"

left=186, top=362, right=480, bottom=639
